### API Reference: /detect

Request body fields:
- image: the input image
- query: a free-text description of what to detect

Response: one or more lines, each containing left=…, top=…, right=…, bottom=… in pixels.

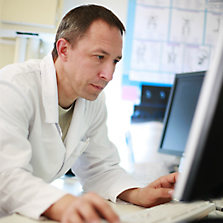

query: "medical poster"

left=122, top=0, right=222, bottom=101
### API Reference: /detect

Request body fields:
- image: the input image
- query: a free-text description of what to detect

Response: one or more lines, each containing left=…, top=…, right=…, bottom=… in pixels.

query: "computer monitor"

left=174, top=24, right=223, bottom=202
left=158, top=71, right=205, bottom=157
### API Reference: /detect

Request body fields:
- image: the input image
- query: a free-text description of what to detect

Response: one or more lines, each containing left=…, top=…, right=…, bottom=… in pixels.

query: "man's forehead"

left=87, top=19, right=123, bottom=35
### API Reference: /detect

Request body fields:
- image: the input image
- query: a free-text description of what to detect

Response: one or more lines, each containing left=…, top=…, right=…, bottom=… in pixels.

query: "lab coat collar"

left=40, top=53, right=59, bottom=124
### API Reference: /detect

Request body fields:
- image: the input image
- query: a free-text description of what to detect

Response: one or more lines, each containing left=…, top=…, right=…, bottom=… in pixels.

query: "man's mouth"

left=91, top=84, right=104, bottom=91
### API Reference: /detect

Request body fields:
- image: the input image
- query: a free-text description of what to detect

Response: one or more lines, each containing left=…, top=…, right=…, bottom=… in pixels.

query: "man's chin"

left=83, top=93, right=101, bottom=101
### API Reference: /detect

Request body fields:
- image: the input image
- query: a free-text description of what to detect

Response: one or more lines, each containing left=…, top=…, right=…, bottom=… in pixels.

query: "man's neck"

left=54, top=58, right=78, bottom=109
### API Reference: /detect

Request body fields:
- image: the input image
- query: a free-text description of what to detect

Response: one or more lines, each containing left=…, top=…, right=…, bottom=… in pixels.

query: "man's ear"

left=56, top=38, right=70, bottom=62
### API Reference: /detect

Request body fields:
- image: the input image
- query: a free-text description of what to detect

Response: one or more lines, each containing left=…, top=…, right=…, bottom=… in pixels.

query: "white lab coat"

left=0, top=54, right=142, bottom=219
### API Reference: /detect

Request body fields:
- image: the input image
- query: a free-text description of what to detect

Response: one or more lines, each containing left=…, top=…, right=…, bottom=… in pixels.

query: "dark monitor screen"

left=158, top=71, right=205, bottom=157
left=174, top=25, right=223, bottom=202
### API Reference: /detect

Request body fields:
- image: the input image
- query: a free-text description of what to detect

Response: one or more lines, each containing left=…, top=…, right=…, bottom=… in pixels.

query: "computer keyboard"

left=118, top=201, right=215, bottom=223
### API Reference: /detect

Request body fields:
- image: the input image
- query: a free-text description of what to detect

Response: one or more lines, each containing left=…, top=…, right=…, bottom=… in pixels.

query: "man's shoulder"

left=0, top=59, right=42, bottom=81
left=0, top=59, right=44, bottom=98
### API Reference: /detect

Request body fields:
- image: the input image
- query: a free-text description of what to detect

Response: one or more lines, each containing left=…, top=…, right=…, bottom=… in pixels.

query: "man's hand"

left=43, top=192, right=120, bottom=223
left=118, top=172, right=178, bottom=208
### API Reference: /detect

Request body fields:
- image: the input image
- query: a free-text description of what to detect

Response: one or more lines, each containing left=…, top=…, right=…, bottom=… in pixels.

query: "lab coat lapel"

left=64, top=98, right=88, bottom=160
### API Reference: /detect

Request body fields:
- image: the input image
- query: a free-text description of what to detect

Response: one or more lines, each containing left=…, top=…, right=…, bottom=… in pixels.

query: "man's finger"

left=77, top=200, right=101, bottom=223
left=150, top=172, right=178, bottom=188
left=94, top=200, right=119, bottom=223
left=61, top=208, right=83, bottom=223
left=151, top=188, right=174, bottom=199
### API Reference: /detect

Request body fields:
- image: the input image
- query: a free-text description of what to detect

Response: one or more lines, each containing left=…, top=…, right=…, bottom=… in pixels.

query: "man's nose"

left=99, top=63, right=115, bottom=82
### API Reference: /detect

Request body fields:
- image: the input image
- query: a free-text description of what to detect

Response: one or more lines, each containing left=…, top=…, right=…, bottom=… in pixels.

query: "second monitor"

left=158, top=71, right=206, bottom=157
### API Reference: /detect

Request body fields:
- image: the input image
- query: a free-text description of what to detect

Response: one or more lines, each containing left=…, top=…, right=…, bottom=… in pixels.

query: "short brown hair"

left=52, top=4, right=125, bottom=60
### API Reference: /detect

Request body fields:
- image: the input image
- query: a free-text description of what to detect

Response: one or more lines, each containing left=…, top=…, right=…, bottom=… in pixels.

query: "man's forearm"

left=118, top=188, right=142, bottom=206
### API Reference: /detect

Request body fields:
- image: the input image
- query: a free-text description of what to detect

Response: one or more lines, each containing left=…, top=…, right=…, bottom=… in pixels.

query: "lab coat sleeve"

left=72, top=93, right=144, bottom=202
left=0, top=80, right=67, bottom=219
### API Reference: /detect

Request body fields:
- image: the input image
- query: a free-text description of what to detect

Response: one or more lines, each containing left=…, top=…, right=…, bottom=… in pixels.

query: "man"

left=0, top=5, right=177, bottom=223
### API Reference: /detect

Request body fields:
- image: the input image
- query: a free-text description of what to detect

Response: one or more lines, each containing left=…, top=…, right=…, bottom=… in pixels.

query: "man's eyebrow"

left=97, top=49, right=122, bottom=60
left=101, top=50, right=109, bottom=55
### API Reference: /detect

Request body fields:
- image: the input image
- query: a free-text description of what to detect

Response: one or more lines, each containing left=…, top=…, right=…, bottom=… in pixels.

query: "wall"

left=0, top=0, right=15, bottom=67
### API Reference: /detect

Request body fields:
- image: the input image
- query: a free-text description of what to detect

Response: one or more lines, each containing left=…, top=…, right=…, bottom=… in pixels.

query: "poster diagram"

left=205, top=12, right=222, bottom=45
left=183, top=45, right=210, bottom=72
left=161, top=43, right=184, bottom=73
left=131, top=40, right=161, bottom=70
left=169, top=9, right=205, bottom=44
left=134, top=5, right=169, bottom=40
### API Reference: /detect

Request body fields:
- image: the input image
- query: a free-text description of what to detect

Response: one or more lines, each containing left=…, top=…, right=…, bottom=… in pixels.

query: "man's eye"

left=113, top=59, right=119, bottom=64
left=97, top=55, right=104, bottom=60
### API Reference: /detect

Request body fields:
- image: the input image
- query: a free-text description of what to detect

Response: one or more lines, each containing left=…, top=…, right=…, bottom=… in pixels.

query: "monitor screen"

left=174, top=24, right=223, bottom=202
left=158, top=71, right=205, bottom=157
